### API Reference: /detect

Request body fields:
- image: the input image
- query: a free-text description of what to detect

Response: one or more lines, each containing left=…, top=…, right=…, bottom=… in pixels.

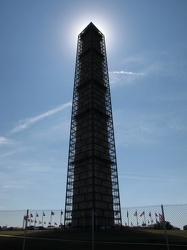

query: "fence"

left=0, top=204, right=187, bottom=250
left=0, top=204, right=187, bottom=230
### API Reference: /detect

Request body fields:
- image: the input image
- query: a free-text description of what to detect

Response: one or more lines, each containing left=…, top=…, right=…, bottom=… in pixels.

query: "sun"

left=58, top=9, right=118, bottom=59
left=66, top=14, right=115, bottom=55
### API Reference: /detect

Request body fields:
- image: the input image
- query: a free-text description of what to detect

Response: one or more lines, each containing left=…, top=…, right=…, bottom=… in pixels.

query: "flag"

left=61, top=211, right=63, bottom=215
left=30, top=214, right=33, bottom=217
left=140, top=211, right=145, bottom=217
left=36, top=213, right=39, bottom=217
left=134, top=211, right=137, bottom=216
left=31, top=220, right=33, bottom=223
left=149, top=212, right=151, bottom=217
left=155, top=213, right=158, bottom=217
left=159, top=213, right=163, bottom=221
left=27, top=219, right=30, bottom=222
left=51, top=211, right=55, bottom=215
left=43, top=212, right=45, bottom=216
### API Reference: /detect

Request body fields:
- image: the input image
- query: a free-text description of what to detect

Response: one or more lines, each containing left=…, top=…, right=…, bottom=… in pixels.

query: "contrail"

left=11, top=102, right=71, bottom=133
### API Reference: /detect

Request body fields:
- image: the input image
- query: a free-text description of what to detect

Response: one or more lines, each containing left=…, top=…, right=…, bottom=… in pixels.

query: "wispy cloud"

left=109, top=69, right=145, bottom=87
left=110, top=71, right=145, bottom=76
left=119, top=172, right=185, bottom=182
left=109, top=50, right=179, bottom=87
left=11, top=102, right=72, bottom=134
left=115, top=114, right=165, bottom=148
left=2, top=184, right=23, bottom=189
left=0, top=136, right=14, bottom=146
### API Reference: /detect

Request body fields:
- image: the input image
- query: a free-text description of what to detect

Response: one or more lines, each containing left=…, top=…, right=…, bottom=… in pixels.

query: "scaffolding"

left=64, top=22, right=121, bottom=228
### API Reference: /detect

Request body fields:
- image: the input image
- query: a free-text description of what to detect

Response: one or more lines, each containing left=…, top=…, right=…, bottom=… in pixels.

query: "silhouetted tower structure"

left=64, top=22, right=121, bottom=228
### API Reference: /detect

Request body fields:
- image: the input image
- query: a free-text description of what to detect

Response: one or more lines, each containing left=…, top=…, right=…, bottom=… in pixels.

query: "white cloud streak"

left=109, top=69, right=145, bottom=87
left=110, top=71, right=145, bottom=76
left=0, top=137, right=14, bottom=145
left=119, top=172, right=185, bottom=182
left=11, top=102, right=72, bottom=134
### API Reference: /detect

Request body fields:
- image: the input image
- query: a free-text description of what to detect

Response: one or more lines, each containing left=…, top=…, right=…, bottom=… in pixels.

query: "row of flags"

left=125, top=210, right=164, bottom=226
left=27, top=211, right=63, bottom=218
left=23, top=211, right=64, bottom=227
left=131, top=211, right=163, bottom=221
left=24, top=210, right=164, bottom=227
left=25, top=220, right=59, bottom=226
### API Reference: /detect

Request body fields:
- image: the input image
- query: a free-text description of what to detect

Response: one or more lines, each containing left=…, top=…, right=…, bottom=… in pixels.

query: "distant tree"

left=165, top=221, right=173, bottom=230
left=183, top=225, right=187, bottom=230
left=154, top=221, right=173, bottom=230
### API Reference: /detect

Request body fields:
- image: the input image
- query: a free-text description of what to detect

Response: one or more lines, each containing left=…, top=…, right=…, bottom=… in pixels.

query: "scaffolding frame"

left=64, top=23, right=121, bottom=227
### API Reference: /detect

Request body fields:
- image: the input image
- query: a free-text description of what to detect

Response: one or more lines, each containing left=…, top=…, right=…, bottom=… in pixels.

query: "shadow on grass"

left=0, top=228, right=187, bottom=250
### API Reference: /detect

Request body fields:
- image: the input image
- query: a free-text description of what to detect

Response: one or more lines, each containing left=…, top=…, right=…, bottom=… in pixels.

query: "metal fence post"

left=161, top=204, right=169, bottom=250
left=23, top=209, right=29, bottom=250
left=92, top=209, right=94, bottom=250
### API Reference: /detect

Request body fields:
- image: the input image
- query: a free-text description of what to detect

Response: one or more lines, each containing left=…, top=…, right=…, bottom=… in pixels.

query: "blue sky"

left=0, top=0, right=187, bottom=210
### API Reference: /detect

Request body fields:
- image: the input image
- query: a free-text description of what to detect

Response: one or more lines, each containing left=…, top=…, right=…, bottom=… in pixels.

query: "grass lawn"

left=145, top=229, right=187, bottom=238
left=0, top=228, right=187, bottom=250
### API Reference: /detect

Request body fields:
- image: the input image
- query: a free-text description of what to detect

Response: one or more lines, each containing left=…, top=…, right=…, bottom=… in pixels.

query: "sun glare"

left=66, top=15, right=115, bottom=54
left=57, top=8, right=119, bottom=60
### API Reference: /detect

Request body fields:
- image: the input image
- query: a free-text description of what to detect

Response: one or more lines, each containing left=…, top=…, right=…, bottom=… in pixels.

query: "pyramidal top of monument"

left=80, top=22, right=103, bottom=36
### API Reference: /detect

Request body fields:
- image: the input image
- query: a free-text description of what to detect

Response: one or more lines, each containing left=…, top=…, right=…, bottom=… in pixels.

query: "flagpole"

left=144, top=212, right=146, bottom=225
left=136, top=211, right=138, bottom=226
left=127, top=209, right=129, bottom=226
left=148, top=212, right=152, bottom=225
left=30, top=213, right=33, bottom=226
left=60, top=211, right=62, bottom=226
left=34, top=212, right=37, bottom=228
left=155, top=212, right=158, bottom=223
left=42, top=212, right=43, bottom=227
left=50, top=211, right=52, bottom=226
left=29, top=214, right=31, bottom=227
left=134, top=210, right=138, bottom=226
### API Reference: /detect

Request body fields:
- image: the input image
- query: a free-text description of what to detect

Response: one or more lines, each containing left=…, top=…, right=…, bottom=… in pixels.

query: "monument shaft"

left=64, top=23, right=121, bottom=228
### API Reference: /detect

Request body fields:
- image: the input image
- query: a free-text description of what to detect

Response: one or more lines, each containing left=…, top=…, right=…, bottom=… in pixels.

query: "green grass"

left=0, top=228, right=187, bottom=250
left=0, top=230, right=25, bottom=236
left=144, top=229, right=187, bottom=238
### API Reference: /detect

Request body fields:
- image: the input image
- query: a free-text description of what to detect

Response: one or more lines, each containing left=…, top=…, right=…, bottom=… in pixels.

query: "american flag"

left=140, top=211, right=145, bottom=217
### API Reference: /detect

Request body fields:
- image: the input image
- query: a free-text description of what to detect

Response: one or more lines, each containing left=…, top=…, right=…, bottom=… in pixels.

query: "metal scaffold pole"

left=92, top=209, right=94, bottom=250
left=23, top=209, right=29, bottom=250
left=161, top=204, right=170, bottom=250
